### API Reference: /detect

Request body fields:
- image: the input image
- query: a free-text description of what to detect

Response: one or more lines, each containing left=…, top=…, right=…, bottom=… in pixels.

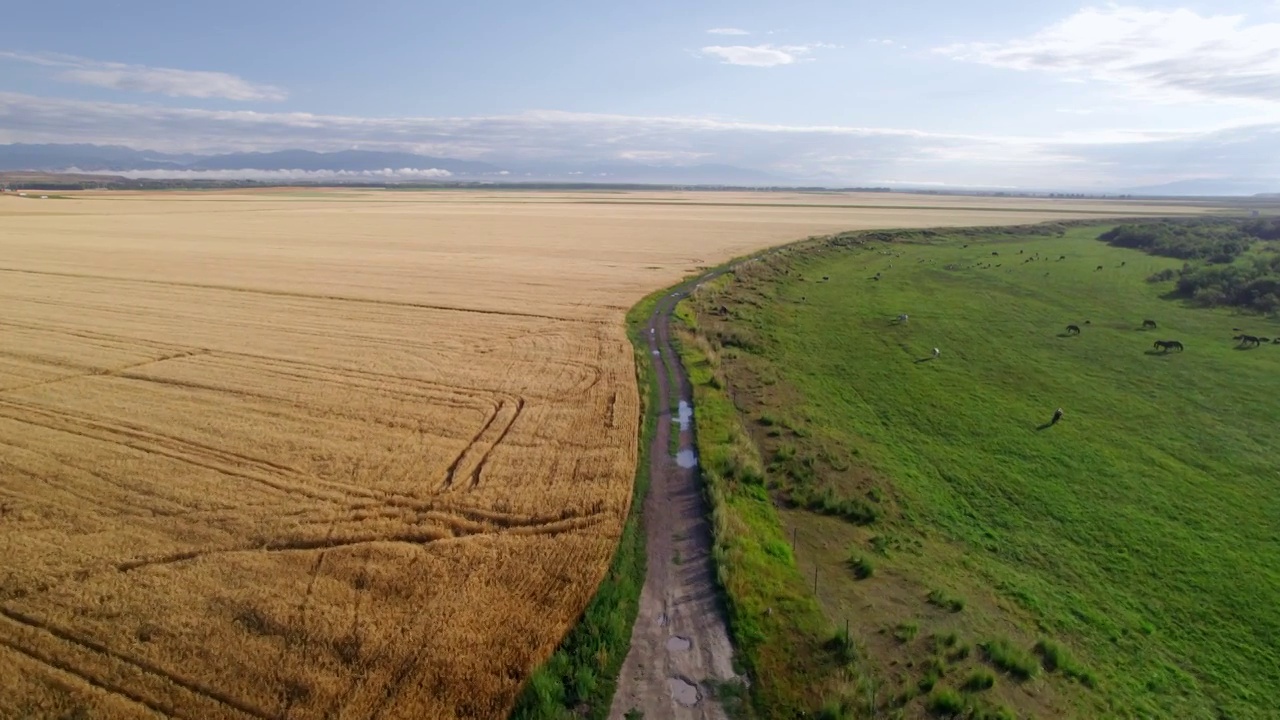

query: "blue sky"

left=2, top=0, right=1279, bottom=188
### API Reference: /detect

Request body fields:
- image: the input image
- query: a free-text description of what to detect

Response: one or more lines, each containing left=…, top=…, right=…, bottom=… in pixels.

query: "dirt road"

left=609, top=276, right=739, bottom=719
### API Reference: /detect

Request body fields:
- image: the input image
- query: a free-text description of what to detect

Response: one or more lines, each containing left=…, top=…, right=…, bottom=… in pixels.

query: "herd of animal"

left=868, top=244, right=1278, bottom=359
left=1061, top=319, right=1279, bottom=352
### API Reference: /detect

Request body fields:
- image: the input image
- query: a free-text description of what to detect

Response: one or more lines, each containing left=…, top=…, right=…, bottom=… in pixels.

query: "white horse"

left=933, top=347, right=940, bottom=359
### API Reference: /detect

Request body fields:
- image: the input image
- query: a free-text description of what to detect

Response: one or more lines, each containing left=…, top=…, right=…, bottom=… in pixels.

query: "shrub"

left=980, top=638, right=1039, bottom=680
left=964, top=669, right=996, bottom=691
left=927, top=688, right=965, bottom=715
left=829, top=626, right=859, bottom=664
left=927, top=589, right=966, bottom=613
left=895, top=622, right=919, bottom=643
left=918, top=670, right=940, bottom=693
left=847, top=552, right=875, bottom=579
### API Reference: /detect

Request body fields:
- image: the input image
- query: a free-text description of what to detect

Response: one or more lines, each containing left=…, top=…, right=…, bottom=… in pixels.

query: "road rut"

left=610, top=277, right=739, bottom=720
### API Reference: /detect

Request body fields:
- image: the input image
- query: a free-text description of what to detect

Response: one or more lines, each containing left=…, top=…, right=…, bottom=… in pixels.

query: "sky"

left=1, top=0, right=1280, bottom=189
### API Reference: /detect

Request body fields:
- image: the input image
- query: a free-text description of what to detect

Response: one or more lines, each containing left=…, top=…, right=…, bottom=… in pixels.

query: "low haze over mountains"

left=0, top=143, right=1275, bottom=195
left=0, top=143, right=790, bottom=186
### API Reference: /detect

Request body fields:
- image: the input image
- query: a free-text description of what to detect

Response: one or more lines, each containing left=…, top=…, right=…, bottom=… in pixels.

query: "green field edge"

left=670, top=216, right=1225, bottom=719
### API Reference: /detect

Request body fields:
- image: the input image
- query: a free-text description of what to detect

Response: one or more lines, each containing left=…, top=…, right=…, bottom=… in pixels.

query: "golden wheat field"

left=0, top=189, right=1206, bottom=719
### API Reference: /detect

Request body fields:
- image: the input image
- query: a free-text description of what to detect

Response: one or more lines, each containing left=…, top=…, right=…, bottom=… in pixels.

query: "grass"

left=926, top=688, right=964, bottom=715
left=1035, top=638, right=1099, bottom=688
left=963, top=669, right=996, bottom=691
left=682, top=223, right=1280, bottom=718
left=979, top=641, right=1037, bottom=682
left=509, top=287, right=665, bottom=719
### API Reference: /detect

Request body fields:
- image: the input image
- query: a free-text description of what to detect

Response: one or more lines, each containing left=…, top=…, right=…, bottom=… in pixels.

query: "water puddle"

left=666, top=635, right=691, bottom=652
left=676, top=400, right=692, bottom=431
left=668, top=677, right=700, bottom=707
left=675, top=450, right=697, bottom=469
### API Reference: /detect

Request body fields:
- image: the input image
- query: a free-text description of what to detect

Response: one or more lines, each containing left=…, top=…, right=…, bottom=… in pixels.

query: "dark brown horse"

left=1154, top=340, right=1183, bottom=352
left=1235, top=334, right=1262, bottom=347
left=1142, top=319, right=1157, bottom=329
left=1065, top=324, right=1081, bottom=335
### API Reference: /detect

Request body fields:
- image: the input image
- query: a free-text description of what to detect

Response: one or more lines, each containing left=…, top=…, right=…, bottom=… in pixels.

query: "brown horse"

left=1154, top=340, right=1183, bottom=352
left=1235, top=334, right=1262, bottom=347
left=1065, top=324, right=1081, bottom=335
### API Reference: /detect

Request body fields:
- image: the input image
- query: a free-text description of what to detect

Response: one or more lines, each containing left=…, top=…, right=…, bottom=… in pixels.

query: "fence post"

left=813, top=566, right=818, bottom=594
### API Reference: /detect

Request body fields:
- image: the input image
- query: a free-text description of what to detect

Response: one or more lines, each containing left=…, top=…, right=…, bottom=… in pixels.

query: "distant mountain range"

left=0, top=143, right=792, bottom=186
left=1118, top=178, right=1280, bottom=197
left=5, top=144, right=1279, bottom=195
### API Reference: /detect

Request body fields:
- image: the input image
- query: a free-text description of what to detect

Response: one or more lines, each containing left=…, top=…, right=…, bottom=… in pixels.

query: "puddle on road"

left=668, top=677, right=700, bottom=707
left=676, top=400, right=692, bottom=431
left=675, top=450, right=697, bottom=469
left=666, top=636, right=692, bottom=652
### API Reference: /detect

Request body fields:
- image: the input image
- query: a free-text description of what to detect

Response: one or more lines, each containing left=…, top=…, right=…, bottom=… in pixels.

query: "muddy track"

left=610, top=270, right=739, bottom=720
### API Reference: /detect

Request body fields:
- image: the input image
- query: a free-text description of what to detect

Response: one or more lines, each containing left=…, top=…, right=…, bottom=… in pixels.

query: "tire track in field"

left=441, top=396, right=525, bottom=491
left=0, top=636, right=181, bottom=719
left=3, top=373, right=581, bottom=527
left=113, top=512, right=609, bottom=574
left=0, top=349, right=209, bottom=394
left=0, top=319, right=191, bottom=356
left=0, top=608, right=271, bottom=719
left=0, top=266, right=593, bottom=324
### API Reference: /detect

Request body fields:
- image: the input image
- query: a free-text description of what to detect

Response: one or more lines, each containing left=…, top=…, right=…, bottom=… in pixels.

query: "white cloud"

left=935, top=6, right=1280, bottom=105
left=0, top=51, right=286, bottom=101
left=700, top=44, right=818, bottom=67
left=617, top=149, right=711, bottom=161
left=77, top=167, right=452, bottom=181
left=0, top=91, right=1277, bottom=189
left=707, top=28, right=750, bottom=35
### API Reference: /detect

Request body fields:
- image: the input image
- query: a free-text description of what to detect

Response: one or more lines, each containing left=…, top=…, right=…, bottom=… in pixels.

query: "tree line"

left=1102, top=218, right=1280, bottom=314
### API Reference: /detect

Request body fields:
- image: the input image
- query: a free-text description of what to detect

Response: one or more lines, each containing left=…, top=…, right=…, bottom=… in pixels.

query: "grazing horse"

left=1142, top=319, right=1158, bottom=329
left=1154, top=340, right=1183, bottom=352
left=1096, top=265, right=1104, bottom=270
left=1065, top=324, right=1081, bottom=335
left=1235, top=334, right=1262, bottom=347
left=933, top=347, right=941, bottom=359
left=1274, top=338, right=1280, bottom=344
left=897, top=313, right=909, bottom=324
